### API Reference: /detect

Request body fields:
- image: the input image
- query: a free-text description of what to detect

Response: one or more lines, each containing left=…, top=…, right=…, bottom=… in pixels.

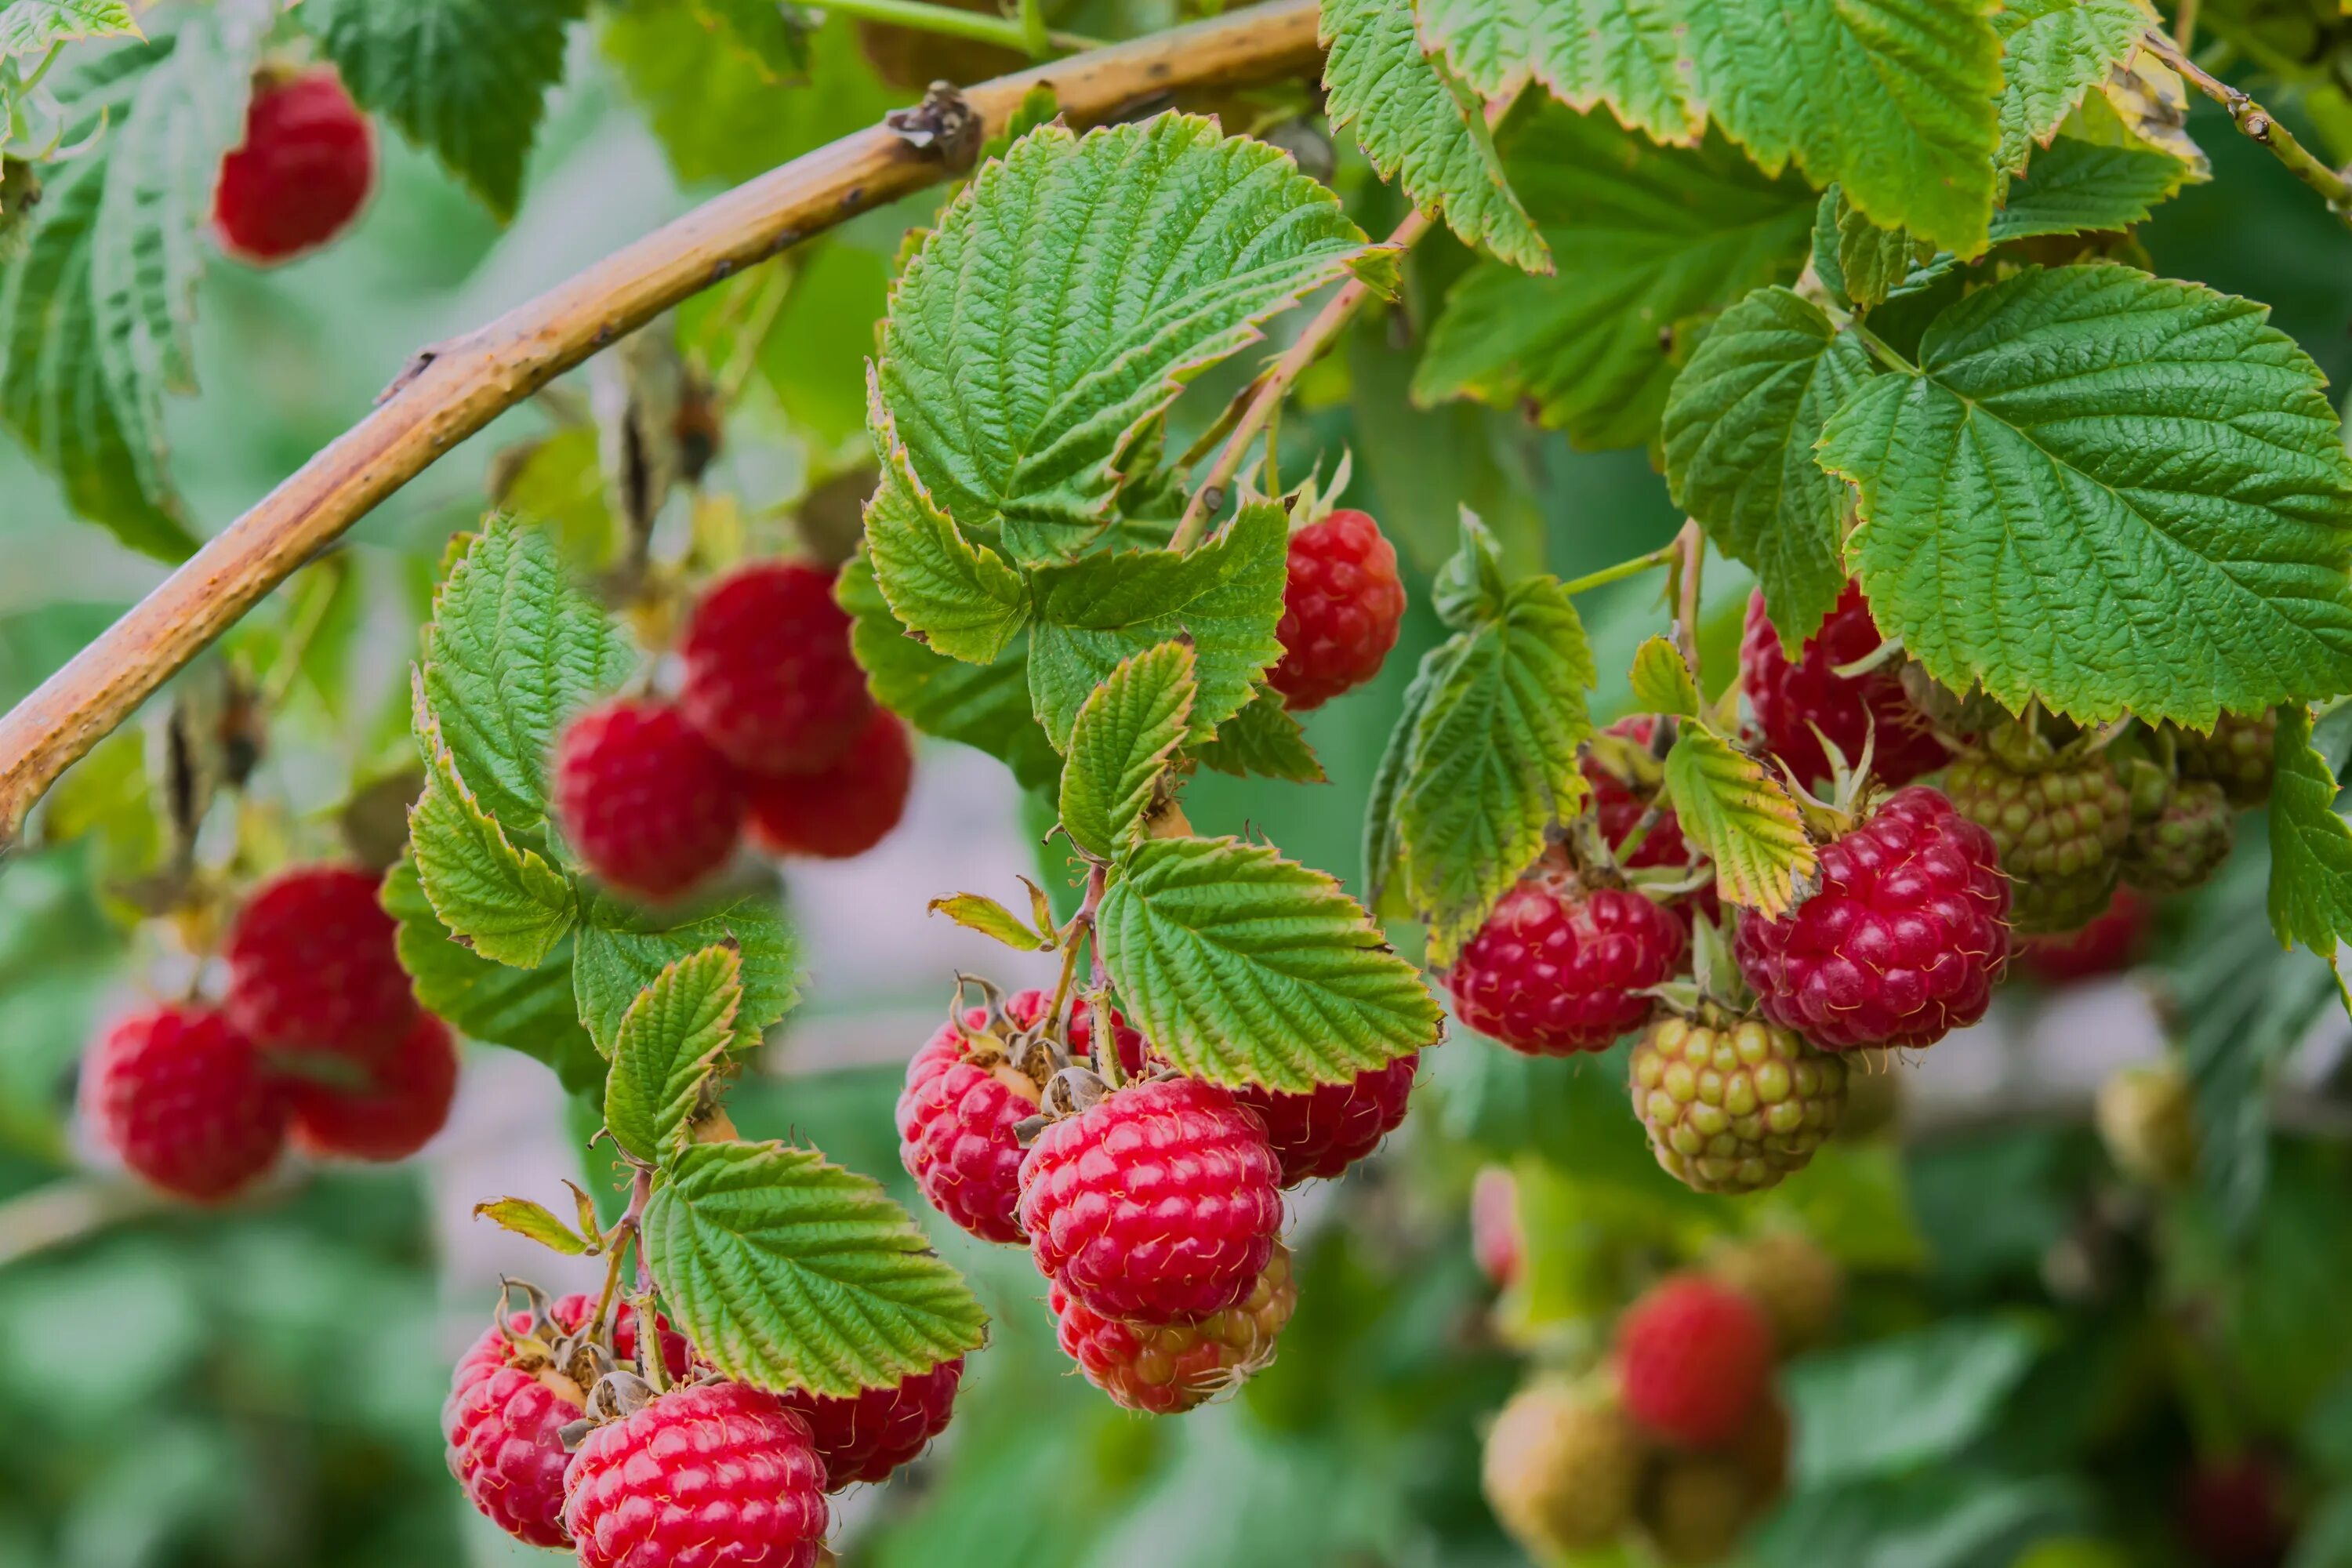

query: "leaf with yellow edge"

left=1628, top=635, right=1700, bottom=719
left=1662, top=726, right=1818, bottom=917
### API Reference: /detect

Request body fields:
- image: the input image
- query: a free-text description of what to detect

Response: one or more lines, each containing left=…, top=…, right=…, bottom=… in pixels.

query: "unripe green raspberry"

left=1633, top=1399, right=1788, bottom=1565
left=2122, top=780, right=2234, bottom=897
left=1483, top=1382, right=1645, bottom=1554
left=2096, top=1061, right=2198, bottom=1187
left=2169, top=709, right=2277, bottom=808
left=1631, top=1017, right=1846, bottom=1195
left=1946, top=746, right=2131, bottom=934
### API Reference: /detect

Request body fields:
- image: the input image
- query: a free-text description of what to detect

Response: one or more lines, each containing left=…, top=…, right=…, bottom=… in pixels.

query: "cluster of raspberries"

left=82, top=865, right=457, bottom=1201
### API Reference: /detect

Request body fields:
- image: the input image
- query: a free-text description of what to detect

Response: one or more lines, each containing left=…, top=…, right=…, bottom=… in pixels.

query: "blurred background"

left=4, top=5, right=2352, bottom=1566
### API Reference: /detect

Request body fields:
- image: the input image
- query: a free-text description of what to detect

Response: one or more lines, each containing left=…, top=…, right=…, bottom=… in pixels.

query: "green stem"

left=814, top=0, right=1099, bottom=55
left=1558, top=541, right=1679, bottom=597
left=1017, top=0, right=1051, bottom=57
left=2140, top=27, right=2352, bottom=229
left=1847, top=318, right=1918, bottom=376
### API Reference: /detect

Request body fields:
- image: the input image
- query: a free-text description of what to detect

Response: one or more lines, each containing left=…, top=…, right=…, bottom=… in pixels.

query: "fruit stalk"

left=2139, top=28, right=2352, bottom=226
left=0, top=0, right=1329, bottom=845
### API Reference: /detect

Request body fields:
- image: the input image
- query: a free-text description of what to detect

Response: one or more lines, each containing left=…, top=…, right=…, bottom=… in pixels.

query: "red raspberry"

left=897, top=1010, right=1044, bottom=1245
left=1267, top=508, right=1406, bottom=710
left=563, top=1381, right=829, bottom=1568
left=1742, top=583, right=1951, bottom=788
left=212, top=67, right=373, bottom=264
left=223, top=864, right=416, bottom=1054
left=1471, top=1165, right=1522, bottom=1289
left=2177, top=1453, right=2297, bottom=1568
left=778, top=1357, right=963, bottom=1488
left=1444, top=879, right=1686, bottom=1056
left=1735, top=786, right=2009, bottom=1051
left=290, top=1011, right=458, bottom=1162
left=679, top=561, right=876, bottom=777
left=1615, top=1274, right=1773, bottom=1450
left=1233, top=1053, right=1417, bottom=1185
left=554, top=699, right=747, bottom=900
left=2019, top=886, right=2150, bottom=985
left=745, top=709, right=913, bottom=861
left=1051, top=1241, right=1298, bottom=1413
left=445, top=1293, right=692, bottom=1548
left=1018, top=1076, right=1284, bottom=1324
left=81, top=1004, right=289, bottom=1202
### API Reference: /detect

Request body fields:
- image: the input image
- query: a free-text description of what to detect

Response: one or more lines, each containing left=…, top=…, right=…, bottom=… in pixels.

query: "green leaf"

left=838, top=546, right=1061, bottom=790
left=1662, top=285, right=1873, bottom=652
left=0, top=17, right=260, bottom=557
left=874, top=114, right=1386, bottom=564
left=1371, top=528, right=1596, bottom=960
left=1628, top=635, right=1699, bottom=718
left=606, top=945, right=742, bottom=1165
left=690, top=0, right=809, bottom=76
left=1025, top=499, right=1287, bottom=750
left=1098, top=834, right=1441, bottom=1091
left=925, top=893, right=1053, bottom=951
left=1318, top=0, right=1549, bottom=273
left=644, top=1140, right=986, bottom=1398
left=408, top=681, right=579, bottom=968
left=603, top=13, right=891, bottom=189
left=1415, top=106, right=1815, bottom=450
left=1988, top=136, right=2186, bottom=241
left=474, top=1196, right=594, bottom=1256
left=1191, top=687, right=1326, bottom=784
left=417, top=517, right=637, bottom=845
left=1819, top=266, right=2352, bottom=728
left=1060, top=641, right=1196, bottom=859
left=1417, top=0, right=2005, bottom=254
left=1829, top=191, right=1931, bottom=313
left=1662, top=724, right=1818, bottom=917
left=1991, top=0, right=2150, bottom=174
left=573, top=890, right=798, bottom=1057
left=306, top=0, right=586, bottom=220
left=1787, top=1319, right=2042, bottom=1485
left=0, top=1, right=139, bottom=54
left=383, top=855, right=605, bottom=1094
left=2267, top=705, right=2352, bottom=993
left=862, top=379, right=1033, bottom=663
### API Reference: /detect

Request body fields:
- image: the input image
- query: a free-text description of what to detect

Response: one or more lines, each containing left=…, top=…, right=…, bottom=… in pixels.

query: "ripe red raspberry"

left=897, top=1007, right=1045, bottom=1245
left=1267, top=508, right=1406, bottom=710
left=445, top=1292, right=692, bottom=1548
left=2019, top=886, right=2150, bottom=985
left=779, top=1357, right=962, bottom=1488
left=554, top=699, right=747, bottom=900
left=1233, top=1053, right=1417, bottom=1185
left=1051, top=1242, right=1296, bottom=1413
left=290, top=1011, right=458, bottom=1162
left=563, top=1381, right=828, bottom=1568
left=223, top=863, right=416, bottom=1054
left=1018, top=1076, right=1284, bottom=1324
left=745, top=709, right=912, bottom=861
left=1734, top=786, right=2009, bottom=1051
left=82, top=1004, right=289, bottom=1202
left=1615, top=1274, right=1773, bottom=1449
left=212, top=67, right=373, bottom=265
left=1444, top=879, right=1686, bottom=1056
left=2177, top=1453, right=2298, bottom=1568
left=679, top=561, right=875, bottom=777
left=1471, top=1165, right=1522, bottom=1289
left=1742, top=583, right=1951, bottom=788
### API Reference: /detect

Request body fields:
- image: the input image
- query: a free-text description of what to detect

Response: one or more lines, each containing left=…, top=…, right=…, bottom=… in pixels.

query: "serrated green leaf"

left=1319, top=0, right=1549, bottom=273
left=1992, top=0, right=2151, bottom=174
left=1192, top=686, right=1325, bottom=783
left=1662, top=285, right=1872, bottom=652
left=384, top=855, right=605, bottom=1094
left=0, top=1, right=139, bottom=55
left=606, top=945, right=742, bottom=1165
left=2267, top=705, right=2352, bottom=996
left=0, top=16, right=258, bottom=557
left=1364, top=654, right=1440, bottom=916
left=1662, top=725, right=1817, bottom=917
left=1025, top=499, right=1287, bottom=751
left=1060, top=642, right=1196, bottom=859
left=574, top=890, right=797, bottom=1057
left=644, top=1140, right=986, bottom=1397
left=875, top=114, right=1385, bottom=564
left=474, top=1196, right=593, bottom=1256
left=838, top=546, right=1061, bottom=790
left=1415, top=106, right=1814, bottom=450
left=1819, top=266, right=2352, bottom=728
left=1628, top=635, right=1698, bottom=718
left=1989, top=136, right=2184, bottom=241
left=1418, top=0, right=2004, bottom=254
left=305, top=0, right=585, bottom=219
left=1376, top=550, right=1596, bottom=960
left=1829, top=191, right=1931, bottom=313
left=1098, top=834, right=1440, bottom=1091
left=926, top=893, right=1051, bottom=951
left=418, top=517, right=637, bottom=845
left=408, top=681, right=578, bottom=968
left=1429, top=507, right=1512, bottom=631
left=862, top=378, right=1032, bottom=663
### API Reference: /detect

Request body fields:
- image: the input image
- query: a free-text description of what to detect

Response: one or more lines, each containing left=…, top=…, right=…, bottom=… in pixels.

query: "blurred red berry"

left=82, top=1004, right=288, bottom=1203
left=679, top=561, right=875, bottom=777
left=212, top=67, right=373, bottom=264
left=745, top=709, right=912, bottom=860
left=554, top=699, right=746, bottom=900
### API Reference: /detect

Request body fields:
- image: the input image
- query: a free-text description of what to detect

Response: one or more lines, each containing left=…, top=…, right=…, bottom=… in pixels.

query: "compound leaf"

left=1663, top=725, right=1818, bottom=917
left=606, top=945, right=741, bottom=1166
left=574, top=890, right=798, bottom=1058
left=862, top=379, right=1031, bottom=663
left=1060, top=641, right=1196, bottom=859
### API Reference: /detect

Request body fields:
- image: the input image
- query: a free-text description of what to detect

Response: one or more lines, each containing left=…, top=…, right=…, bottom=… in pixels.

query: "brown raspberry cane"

left=224, top=863, right=416, bottom=1055
left=554, top=699, right=747, bottom=900
left=1267, top=506, right=1407, bottom=710
left=678, top=560, right=876, bottom=777
left=1051, top=1241, right=1298, bottom=1413
left=746, top=709, right=913, bottom=860
left=1233, top=1053, right=1418, bottom=1186
left=1018, top=1074, right=1284, bottom=1324
left=1742, top=582, right=1951, bottom=789
left=212, top=66, right=374, bottom=265
left=82, top=1004, right=289, bottom=1203
left=1445, top=877, right=1686, bottom=1056
left=1734, top=786, right=2009, bottom=1051
left=562, top=1378, right=829, bottom=1568
left=779, top=1358, right=964, bottom=1488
